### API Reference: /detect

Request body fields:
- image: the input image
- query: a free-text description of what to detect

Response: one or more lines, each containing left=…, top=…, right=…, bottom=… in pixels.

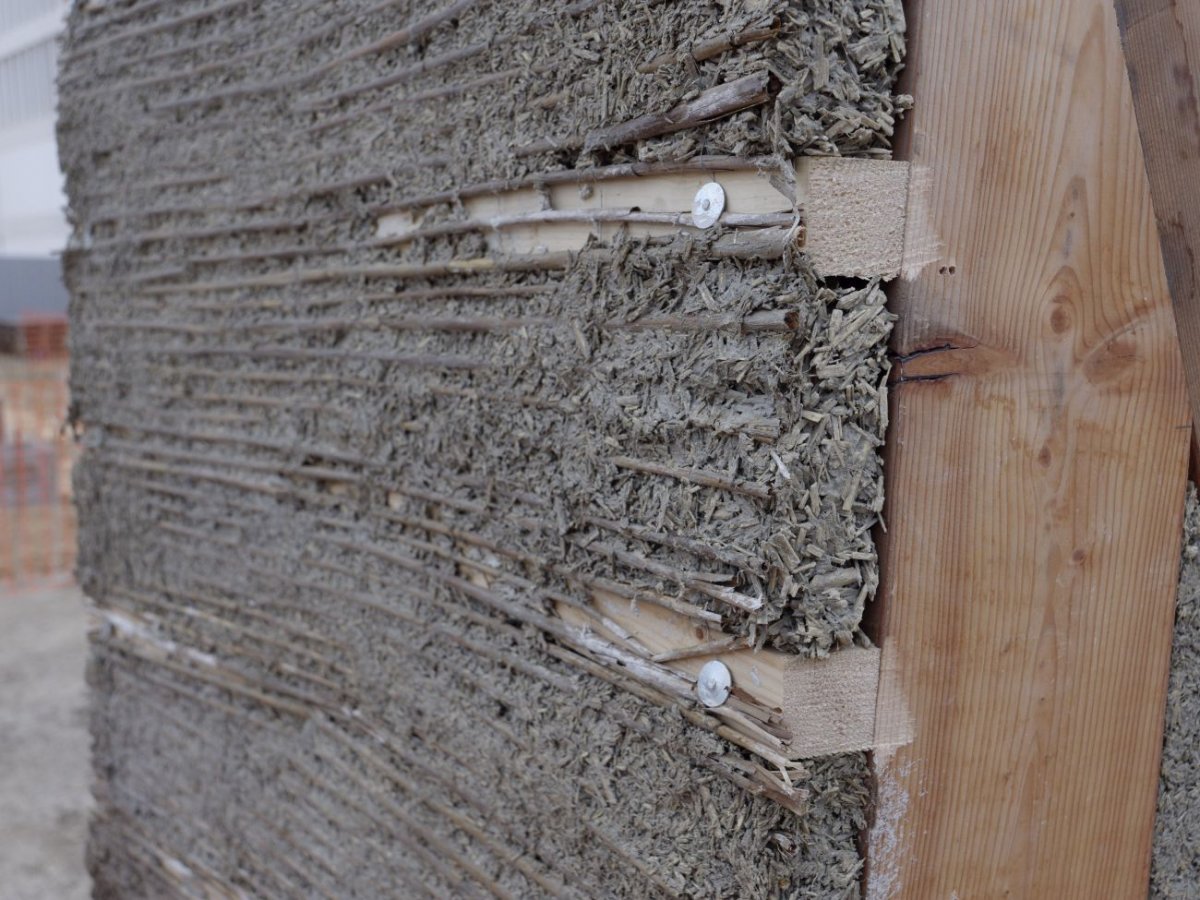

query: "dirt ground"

left=0, top=585, right=92, bottom=900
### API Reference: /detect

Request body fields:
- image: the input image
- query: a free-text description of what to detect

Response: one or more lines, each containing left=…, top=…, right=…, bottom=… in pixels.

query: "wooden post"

left=867, top=0, right=1191, bottom=896
left=1113, top=1, right=1200, bottom=461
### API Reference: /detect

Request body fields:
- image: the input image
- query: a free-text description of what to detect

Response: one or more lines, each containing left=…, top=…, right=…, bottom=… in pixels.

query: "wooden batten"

left=376, top=158, right=911, bottom=279
left=555, top=591, right=892, bottom=760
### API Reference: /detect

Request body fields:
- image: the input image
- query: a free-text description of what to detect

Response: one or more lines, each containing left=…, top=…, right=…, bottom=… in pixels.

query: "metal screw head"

left=696, top=659, right=732, bottom=708
left=692, top=182, right=725, bottom=229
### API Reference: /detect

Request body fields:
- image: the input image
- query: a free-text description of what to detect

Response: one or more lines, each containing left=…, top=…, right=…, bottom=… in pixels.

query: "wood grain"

left=1114, top=0, right=1200, bottom=455
left=867, top=0, right=1191, bottom=896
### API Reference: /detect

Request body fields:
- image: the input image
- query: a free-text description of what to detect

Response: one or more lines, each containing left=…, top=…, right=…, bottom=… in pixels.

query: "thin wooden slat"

left=375, top=159, right=911, bottom=279
left=555, top=591, right=885, bottom=759
left=1114, top=0, right=1200, bottom=457
left=867, top=0, right=1190, bottom=896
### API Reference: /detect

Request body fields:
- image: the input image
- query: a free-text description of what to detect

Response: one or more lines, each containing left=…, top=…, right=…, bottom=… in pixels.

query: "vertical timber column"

left=868, top=1, right=1191, bottom=897
left=1114, top=0, right=1200, bottom=462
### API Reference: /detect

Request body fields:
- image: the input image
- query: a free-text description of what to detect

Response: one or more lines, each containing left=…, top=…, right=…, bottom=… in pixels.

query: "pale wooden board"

left=374, top=167, right=792, bottom=241
left=557, top=591, right=885, bottom=759
left=376, top=160, right=910, bottom=279
left=1114, top=0, right=1200, bottom=454
left=867, top=1, right=1191, bottom=897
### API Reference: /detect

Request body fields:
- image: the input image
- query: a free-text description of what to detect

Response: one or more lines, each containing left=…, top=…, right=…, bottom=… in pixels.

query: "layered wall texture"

left=60, top=1, right=907, bottom=896
left=1153, top=486, right=1200, bottom=897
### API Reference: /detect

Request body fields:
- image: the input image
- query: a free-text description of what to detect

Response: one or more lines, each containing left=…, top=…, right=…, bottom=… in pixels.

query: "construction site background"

left=0, top=318, right=74, bottom=591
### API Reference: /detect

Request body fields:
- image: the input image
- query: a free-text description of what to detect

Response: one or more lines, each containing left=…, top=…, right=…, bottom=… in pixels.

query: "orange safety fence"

left=0, top=355, right=76, bottom=591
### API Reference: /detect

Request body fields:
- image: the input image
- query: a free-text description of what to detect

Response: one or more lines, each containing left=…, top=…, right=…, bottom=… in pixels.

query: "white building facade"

left=0, top=0, right=69, bottom=258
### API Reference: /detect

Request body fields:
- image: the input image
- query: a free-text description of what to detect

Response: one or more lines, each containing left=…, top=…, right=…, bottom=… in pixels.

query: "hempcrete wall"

left=1152, top=486, right=1200, bottom=897
left=59, top=1, right=907, bottom=896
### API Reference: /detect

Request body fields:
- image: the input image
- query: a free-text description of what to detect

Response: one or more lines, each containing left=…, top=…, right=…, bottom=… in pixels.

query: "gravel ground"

left=0, top=585, right=92, bottom=900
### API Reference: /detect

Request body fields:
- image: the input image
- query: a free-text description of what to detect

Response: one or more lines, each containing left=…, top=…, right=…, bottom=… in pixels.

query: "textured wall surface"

left=59, top=1, right=906, bottom=896
left=1153, top=485, right=1200, bottom=898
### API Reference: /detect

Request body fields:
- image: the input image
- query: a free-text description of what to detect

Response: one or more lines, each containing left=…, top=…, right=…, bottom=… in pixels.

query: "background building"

left=0, top=0, right=70, bottom=346
left=0, top=0, right=70, bottom=257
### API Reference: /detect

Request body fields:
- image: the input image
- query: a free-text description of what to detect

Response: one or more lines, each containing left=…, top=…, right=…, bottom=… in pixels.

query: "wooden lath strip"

left=554, top=589, right=889, bottom=760
left=375, top=157, right=911, bottom=279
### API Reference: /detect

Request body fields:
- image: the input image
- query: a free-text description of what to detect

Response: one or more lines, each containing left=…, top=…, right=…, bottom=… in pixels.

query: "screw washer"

left=696, top=659, right=732, bottom=708
left=691, top=182, right=725, bottom=229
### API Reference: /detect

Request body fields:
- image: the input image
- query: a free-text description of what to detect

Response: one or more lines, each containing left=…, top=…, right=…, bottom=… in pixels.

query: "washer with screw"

left=696, top=659, right=732, bottom=708
left=691, top=182, right=725, bottom=229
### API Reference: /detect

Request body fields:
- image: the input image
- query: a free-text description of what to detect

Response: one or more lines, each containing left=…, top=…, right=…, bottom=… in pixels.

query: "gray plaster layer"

left=60, top=0, right=905, bottom=896
left=1151, top=485, right=1200, bottom=897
